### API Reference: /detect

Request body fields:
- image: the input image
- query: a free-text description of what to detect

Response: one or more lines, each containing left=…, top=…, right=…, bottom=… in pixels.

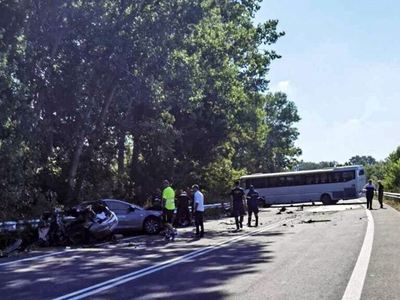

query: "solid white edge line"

left=341, top=202, right=374, bottom=300
left=53, top=218, right=295, bottom=300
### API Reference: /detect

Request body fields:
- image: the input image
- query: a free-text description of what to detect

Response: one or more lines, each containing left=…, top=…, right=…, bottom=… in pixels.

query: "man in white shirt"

left=192, top=184, right=204, bottom=238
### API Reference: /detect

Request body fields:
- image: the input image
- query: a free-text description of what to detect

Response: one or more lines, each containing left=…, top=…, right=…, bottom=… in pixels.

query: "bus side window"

left=269, top=177, right=278, bottom=187
left=253, top=178, right=267, bottom=189
left=286, top=176, right=295, bottom=186
left=342, top=171, right=355, bottom=182
left=277, top=177, right=285, bottom=186
left=294, top=175, right=303, bottom=186
left=320, top=173, right=328, bottom=183
left=332, top=172, right=342, bottom=182
left=305, top=175, right=315, bottom=185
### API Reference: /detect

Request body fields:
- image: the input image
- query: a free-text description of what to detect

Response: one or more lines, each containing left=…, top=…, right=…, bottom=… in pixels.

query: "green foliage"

left=296, top=161, right=338, bottom=171
left=0, top=0, right=301, bottom=219
left=384, top=147, right=400, bottom=193
left=364, top=162, right=385, bottom=183
left=346, top=155, right=377, bottom=166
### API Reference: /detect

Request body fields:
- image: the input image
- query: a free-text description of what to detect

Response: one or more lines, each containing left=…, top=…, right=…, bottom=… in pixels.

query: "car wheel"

left=143, top=216, right=160, bottom=235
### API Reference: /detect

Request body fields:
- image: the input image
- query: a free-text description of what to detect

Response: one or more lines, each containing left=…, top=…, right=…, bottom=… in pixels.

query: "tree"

left=347, top=155, right=376, bottom=166
left=259, top=92, right=301, bottom=172
left=0, top=0, right=295, bottom=219
left=384, top=147, right=400, bottom=193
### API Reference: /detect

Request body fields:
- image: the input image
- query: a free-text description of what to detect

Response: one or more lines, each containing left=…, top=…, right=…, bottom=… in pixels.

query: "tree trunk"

left=66, top=127, right=86, bottom=205
left=128, top=131, right=141, bottom=199
left=117, top=129, right=126, bottom=190
left=74, top=86, right=117, bottom=200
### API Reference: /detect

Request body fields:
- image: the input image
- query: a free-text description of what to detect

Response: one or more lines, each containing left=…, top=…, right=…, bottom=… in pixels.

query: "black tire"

left=258, top=199, right=269, bottom=208
left=321, top=194, right=333, bottom=205
left=143, top=216, right=161, bottom=235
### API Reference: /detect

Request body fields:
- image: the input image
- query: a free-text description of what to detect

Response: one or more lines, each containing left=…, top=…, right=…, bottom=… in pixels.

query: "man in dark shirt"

left=363, top=180, right=376, bottom=210
left=247, top=185, right=259, bottom=227
left=177, top=190, right=191, bottom=226
left=230, top=180, right=246, bottom=231
left=378, top=180, right=384, bottom=209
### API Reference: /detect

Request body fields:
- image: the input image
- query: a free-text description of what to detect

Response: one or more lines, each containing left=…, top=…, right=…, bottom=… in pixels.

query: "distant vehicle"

left=100, top=199, right=162, bottom=235
left=240, top=165, right=366, bottom=206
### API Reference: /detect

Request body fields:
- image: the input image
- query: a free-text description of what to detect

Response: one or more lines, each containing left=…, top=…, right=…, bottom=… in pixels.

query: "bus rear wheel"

left=321, top=194, right=333, bottom=205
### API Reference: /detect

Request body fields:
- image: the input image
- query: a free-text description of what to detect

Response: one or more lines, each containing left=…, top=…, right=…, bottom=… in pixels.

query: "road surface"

left=1, top=199, right=399, bottom=300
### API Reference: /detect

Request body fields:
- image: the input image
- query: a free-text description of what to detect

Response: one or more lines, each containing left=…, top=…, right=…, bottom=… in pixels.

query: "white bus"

left=240, top=165, right=366, bottom=206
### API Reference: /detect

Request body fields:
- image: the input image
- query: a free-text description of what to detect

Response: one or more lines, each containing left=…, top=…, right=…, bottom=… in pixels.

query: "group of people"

left=159, top=180, right=261, bottom=241
left=160, top=181, right=205, bottom=241
left=363, top=179, right=384, bottom=210
left=230, top=181, right=260, bottom=231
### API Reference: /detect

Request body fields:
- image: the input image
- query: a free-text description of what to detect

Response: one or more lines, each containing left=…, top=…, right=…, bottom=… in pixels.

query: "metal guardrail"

left=0, top=219, right=41, bottom=233
left=383, top=192, right=400, bottom=199
left=0, top=202, right=231, bottom=233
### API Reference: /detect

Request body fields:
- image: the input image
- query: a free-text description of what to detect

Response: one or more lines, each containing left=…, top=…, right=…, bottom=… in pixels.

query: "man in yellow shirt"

left=162, top=180, right=177, bottom=240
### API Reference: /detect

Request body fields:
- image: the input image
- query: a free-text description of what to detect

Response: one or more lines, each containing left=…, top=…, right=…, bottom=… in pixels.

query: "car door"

left=103, top=200, right=132, bottom=230
left=104, top=200, right=142, bottom=230
left=124, top=204, right=145, bottom=230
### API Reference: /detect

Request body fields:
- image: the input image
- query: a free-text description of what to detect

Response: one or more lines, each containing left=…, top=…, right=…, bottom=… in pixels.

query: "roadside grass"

left=383, top=197, right=400, bottom=211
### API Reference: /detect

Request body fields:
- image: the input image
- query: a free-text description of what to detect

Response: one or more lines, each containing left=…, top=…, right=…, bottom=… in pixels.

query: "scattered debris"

left=291, top=225, right=294, bottom=227
left=301, top=219, right=331, bottom=224
left=282, top=224, right=287, bottom=226
left=276, top=211, right=281, bottom=215
left=286, top=211, right=293, bottom=214
left=297, top=206, right=304, bottom=211
left=303, top=219, right=314, bottom=224
left=1, top=239, right=23, bottom=257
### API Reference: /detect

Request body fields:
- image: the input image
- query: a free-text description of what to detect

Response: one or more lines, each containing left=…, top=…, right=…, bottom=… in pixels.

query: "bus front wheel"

left=321, top=194, right=333, bottom=205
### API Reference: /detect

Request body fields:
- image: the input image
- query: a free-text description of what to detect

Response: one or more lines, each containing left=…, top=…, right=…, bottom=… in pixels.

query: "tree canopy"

left=0, top=0, right=302, bottom=220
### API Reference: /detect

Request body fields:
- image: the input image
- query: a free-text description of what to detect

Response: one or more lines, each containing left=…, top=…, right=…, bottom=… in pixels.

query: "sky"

left=255, top=0, right=400, bottom=164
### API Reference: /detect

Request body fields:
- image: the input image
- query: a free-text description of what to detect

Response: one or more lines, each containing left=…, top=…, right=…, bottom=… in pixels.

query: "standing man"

left=162, top=180, right=178, bottom=240
left=192, top=184, right=204, bottom=238
left=363, top=179, right=376, bottom=210
left=177, top=190, right=191, bottom=226
left=378, top=180, right=384, bottom=209
left=230, top=180, right=246, bottom=231
left=246, top=185, right=259, bottom=227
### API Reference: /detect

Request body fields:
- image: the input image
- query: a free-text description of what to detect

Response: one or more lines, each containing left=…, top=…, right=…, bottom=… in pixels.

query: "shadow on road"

left=96, top=231, right=283, bottom=300
left=0, top=229, right=284, bottom=300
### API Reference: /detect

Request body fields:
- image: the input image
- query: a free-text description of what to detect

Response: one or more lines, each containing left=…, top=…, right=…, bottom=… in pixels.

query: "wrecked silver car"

left=38, top=202, right=118, bottom=246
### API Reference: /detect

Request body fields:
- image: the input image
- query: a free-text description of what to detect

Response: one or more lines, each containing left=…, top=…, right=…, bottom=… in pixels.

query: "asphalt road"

left=1, top=199, right=399, bottom=300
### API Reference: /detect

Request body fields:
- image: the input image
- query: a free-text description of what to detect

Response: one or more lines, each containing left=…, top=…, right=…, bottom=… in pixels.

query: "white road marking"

left=53, top=218, right=296, bottom=300
left=0, top=235, right=146, bottom=267
left=341, top=203, right=374, bottom=300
